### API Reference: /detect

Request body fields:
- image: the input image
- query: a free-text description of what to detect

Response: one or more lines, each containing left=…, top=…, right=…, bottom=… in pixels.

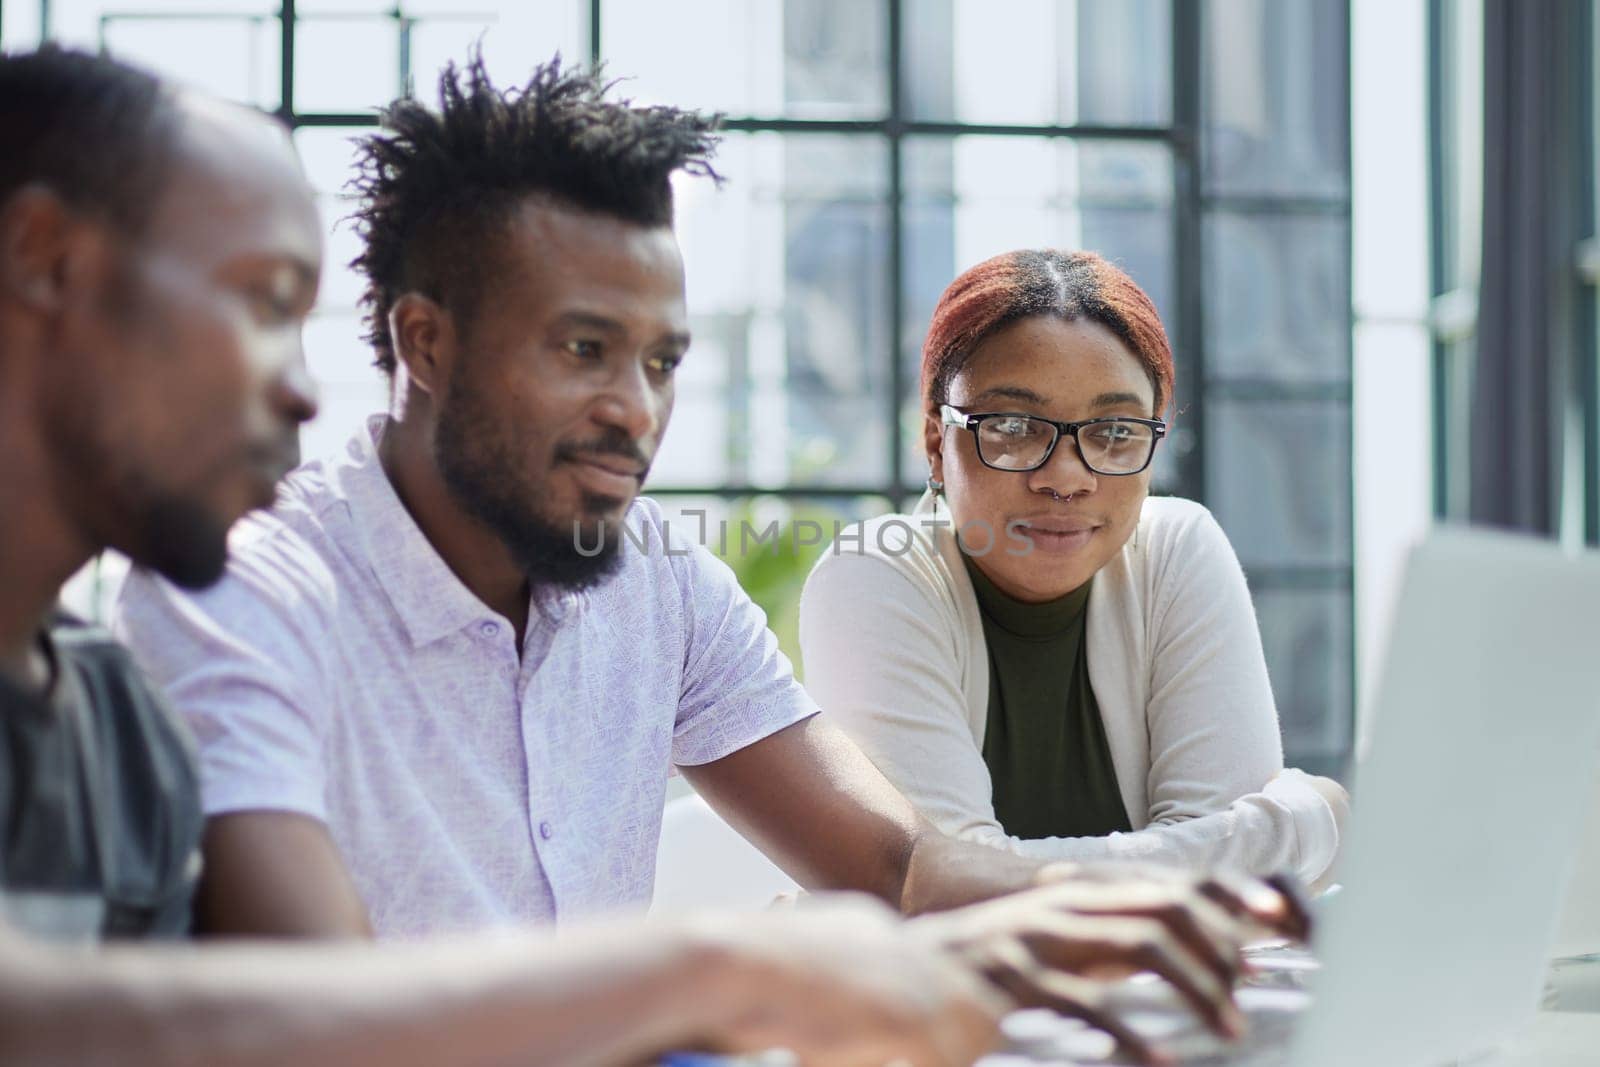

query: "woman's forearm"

left=956, top=773, right=1343, bottom=883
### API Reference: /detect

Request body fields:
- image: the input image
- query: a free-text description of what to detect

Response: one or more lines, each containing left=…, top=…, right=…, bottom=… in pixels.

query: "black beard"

left=125, top=485, right=232, bottom=590
left=55, top=410, right=233, bottom=591
left=433, top=379, right=627, bottom=593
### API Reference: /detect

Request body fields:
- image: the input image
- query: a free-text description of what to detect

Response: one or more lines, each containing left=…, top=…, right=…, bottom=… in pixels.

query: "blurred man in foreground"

left=0, top=44, right=997, bottom=1066
left=114, top=51, right=1308, bottom=1059
left=0, top=44, right=1297, bottom=1066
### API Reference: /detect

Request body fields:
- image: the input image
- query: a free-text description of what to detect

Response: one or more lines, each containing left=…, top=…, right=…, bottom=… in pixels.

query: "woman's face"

left=927, top=314, right=1158, bottom=603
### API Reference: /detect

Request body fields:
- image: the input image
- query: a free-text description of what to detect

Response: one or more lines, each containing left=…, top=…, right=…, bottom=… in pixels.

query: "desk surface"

left=976, top=1011, right=1600, bottom=1066
left=1486, top=1012, right=1600, bottom=1066
left=977, top=953, right=1600, bottom=1066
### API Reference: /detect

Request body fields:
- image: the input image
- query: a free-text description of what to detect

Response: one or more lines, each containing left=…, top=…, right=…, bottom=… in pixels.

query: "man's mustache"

left=554, top=433, right=653, bottom=479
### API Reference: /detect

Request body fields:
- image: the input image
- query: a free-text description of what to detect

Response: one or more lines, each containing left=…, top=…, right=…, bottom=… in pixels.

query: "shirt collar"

left=333, top=415, right=508, bottom=648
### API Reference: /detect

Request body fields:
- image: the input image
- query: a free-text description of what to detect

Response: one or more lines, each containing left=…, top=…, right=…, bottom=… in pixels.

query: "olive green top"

left=964, top=556, right=1132, bottom=840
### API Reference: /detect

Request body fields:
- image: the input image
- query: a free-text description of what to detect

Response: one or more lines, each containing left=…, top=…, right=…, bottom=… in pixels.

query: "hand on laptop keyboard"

left=913, top=868, right=1313, bottom=1066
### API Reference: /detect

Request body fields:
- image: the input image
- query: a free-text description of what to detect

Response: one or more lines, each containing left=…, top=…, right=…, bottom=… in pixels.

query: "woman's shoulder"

left=1124, top=495, right=1247, bottom=603
left=1135, top=495, right=1230, bottom=555
left=810, top=509, right=941, bottom=572
left=1137, top=493, right=1214, bottom=528
left=805, top=506, right=959, bottom=606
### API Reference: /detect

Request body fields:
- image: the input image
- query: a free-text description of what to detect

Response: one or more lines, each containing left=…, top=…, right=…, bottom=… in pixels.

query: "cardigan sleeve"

left=1133, top=502, right=1343, bottom=882
left=799, top=544, right=1010, bottom=842
left=980, top=505, right=1344, bottom=882
left=962, top=504, right=1343, bottom=883
left=800, top=505, right=1344, bottom=886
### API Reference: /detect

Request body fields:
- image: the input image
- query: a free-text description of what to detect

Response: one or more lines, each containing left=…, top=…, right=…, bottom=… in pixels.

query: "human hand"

left=1033, top=862, right=1313, bottom=944
left=908, top=875, right=1262, bottom=1066
left=1296, top=771, right=1350, bottom=874
left=685, top=894, right=1007, bottom=1067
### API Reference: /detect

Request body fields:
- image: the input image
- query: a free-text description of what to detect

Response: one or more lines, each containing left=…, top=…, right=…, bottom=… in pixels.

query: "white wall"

left=1350, top=0, right=1435, bottom=754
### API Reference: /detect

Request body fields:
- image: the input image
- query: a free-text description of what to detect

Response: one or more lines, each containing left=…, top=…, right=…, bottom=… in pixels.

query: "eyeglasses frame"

left=939, top=403, right=1168, bottom=476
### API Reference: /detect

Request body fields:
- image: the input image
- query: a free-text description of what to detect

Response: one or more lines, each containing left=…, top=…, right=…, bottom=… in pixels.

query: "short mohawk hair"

left=349, top=53, right=721, bottom=375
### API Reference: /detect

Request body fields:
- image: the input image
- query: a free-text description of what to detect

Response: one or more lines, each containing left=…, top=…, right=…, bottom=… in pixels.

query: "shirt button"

left=539, top=821, right=553, bottom=840
left=479, top=620, right=499, bottom=637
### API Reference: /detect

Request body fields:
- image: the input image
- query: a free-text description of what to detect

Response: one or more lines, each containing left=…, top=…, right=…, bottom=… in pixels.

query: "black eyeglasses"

left=940, top=404, right=1166, bottom=476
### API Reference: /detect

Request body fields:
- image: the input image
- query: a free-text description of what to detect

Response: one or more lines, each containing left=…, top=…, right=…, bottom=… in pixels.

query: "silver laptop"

left=1551, top=761, right=1600, bottom=961
left=997, top=527, right=1600, bottom=1066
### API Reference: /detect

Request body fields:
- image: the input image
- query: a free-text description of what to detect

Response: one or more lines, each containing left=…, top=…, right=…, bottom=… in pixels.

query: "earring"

left=926, top=474, right=944, bottom=495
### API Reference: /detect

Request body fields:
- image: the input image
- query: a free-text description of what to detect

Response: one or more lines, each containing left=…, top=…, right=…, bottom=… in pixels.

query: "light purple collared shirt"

left=115, top=416, right=817, bottom=937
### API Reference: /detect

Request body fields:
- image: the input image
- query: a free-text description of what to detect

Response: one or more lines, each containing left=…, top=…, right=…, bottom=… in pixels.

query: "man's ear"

left=0, top=185, right=82, bottom=315
left=388, top=292, right=454, bottom=398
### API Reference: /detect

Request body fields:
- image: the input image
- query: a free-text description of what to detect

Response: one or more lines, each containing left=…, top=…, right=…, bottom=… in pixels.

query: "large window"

left=1428, top=1, right=1600, bottom=548
left=5, top=0, right=1354, bottom=775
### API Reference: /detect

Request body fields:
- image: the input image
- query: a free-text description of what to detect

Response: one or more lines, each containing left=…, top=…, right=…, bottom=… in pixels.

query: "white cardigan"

left=798, top=493, right=1342, bottom=883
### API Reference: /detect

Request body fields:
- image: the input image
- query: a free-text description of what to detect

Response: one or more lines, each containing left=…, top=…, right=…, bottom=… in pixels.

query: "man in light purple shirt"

left=120, top=415, right=817, bottom=935
left=115, top=54, right=1306, bottom=1056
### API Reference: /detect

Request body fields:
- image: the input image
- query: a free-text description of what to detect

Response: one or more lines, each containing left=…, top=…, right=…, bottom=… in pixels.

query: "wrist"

left=663, top=915, right=766, bottom=1045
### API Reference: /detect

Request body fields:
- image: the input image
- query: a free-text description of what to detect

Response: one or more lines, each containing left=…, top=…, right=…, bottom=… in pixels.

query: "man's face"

left=46, top=99, right=321, bottom=588
left=428, top=199, right=688, bottom=590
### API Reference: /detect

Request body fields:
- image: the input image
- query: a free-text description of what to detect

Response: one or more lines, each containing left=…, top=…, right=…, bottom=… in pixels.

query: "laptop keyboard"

left=994, top=946, right=1318, bottom=1065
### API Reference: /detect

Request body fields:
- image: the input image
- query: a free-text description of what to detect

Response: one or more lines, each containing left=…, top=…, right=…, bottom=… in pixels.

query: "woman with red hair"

left=800, top=250, right=1347, bottom=881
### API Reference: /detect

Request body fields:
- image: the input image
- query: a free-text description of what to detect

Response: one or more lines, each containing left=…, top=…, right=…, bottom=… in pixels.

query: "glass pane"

left=1205, top=398, right=1351, bottom=569
left=1203, top=0, right=1349, bottom=198
left=900, top=136, right=1175, bottom=485
left=100, top=13, right=279, bottom=108
left=46, top=0, right=270, bottom=48
left=1253, top=586, right=1352, bottom=763
left=293, top=127, right=385, bottom=462
left=295, top=15, right=401, bottom=112
left=404, top=4, right=588, bottom=99
left=296, top=0, right=588, bottom=106
left=2, top=1, right=44, bottom=48
left=904, top=0, right=1171, bottom=126
left=295, top=0, right=394, bottom=10
left=654, top=133, right=891, bottom=490
left=300, top=311, right=388, bottom=464
left=601, top=0, right=886, bottom=119
left=1204, top=211, right=1350, bottom=385
left=648, top=495, right=893, bottom=668
left=293, top=128, right=368, bottom=316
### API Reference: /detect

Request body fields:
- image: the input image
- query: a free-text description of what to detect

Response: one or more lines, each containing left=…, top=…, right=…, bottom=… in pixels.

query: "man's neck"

left=376, top=416, right=531, bottom=643
left=0, top=422, right=96, bottom=695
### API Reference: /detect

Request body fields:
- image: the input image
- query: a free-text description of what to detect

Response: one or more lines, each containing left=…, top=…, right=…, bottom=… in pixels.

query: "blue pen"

left=659, top=1053, right=796, bottom=1067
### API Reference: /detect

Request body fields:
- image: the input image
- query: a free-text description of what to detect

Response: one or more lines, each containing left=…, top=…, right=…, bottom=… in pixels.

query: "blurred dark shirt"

left=0, top=612, right=201, bottom=942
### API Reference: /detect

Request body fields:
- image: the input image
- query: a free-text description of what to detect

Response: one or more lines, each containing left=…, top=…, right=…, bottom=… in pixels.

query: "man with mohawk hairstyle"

left=119, top=52, right=1310, bottom=1065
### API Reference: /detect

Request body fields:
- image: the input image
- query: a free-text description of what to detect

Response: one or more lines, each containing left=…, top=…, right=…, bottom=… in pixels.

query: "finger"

left=1197, top=872, right=1310, bottom=942
left=927, top=997, right=1007, bottom=1067
left=1009, top=970, right=1172, bottom=1067
left=1069, top=1000, right=1174, bottom=1067
left=1126, top=927, right=1246, bottom=1041
left=1103, top=894, right=1245, bottom=993
left=1022, top=914, right=1241, bottom=1039
left=1261, top=872, right=1314, bottom=940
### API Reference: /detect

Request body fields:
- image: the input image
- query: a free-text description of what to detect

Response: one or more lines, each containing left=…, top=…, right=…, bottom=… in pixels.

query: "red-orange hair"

left=920, top=250, right=1174, bottom=455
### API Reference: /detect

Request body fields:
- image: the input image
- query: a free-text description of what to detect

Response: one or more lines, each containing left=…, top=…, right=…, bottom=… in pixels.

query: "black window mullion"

left=279, top=0, right=294, bottom=123
left=588, top=0, right=600, bottom=69
left=1171, top=0, right=1205, bottom=503
left=886, top=0, right=907, bottom=511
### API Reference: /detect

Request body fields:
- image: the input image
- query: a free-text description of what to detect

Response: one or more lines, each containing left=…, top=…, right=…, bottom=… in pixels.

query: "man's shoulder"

left=50, top=610, right=155, bottom=690
left=46, top=612, right=196, bottom=769
left=10, top=614, right=204, bottom=941
left=205, top=468, right=351, bottom=607
left=114, top=486, right=344, bottom=659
